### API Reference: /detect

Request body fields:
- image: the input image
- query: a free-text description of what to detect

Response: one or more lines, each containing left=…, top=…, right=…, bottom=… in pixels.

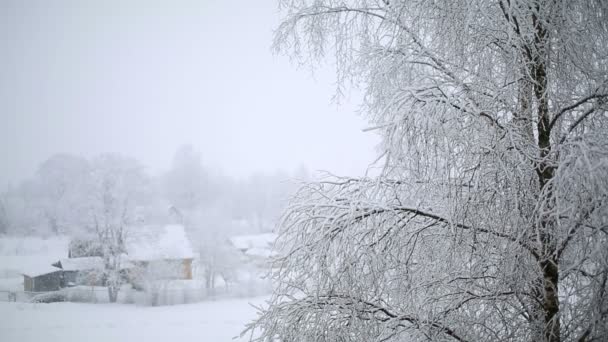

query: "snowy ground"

left=0, top=296, right=267, bottom=342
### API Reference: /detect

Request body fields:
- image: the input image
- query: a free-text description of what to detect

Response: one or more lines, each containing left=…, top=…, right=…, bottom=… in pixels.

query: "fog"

left=0, top=0, right=378, bottom=187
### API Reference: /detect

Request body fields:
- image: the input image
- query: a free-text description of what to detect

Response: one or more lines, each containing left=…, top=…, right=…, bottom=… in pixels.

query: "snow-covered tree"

left=190, top=211, right=241, bottom=294
left=0, top=193, right=8, bottom=235
left=231, top=170, right=304, bottom=233
left=247, top=1, right=608, bottom=342
left=0, top=181, right=44, bottom=235
left=164, top=145, right=215, bottom=211
left=33, top=154, right=91, bottom=234
left=87, top=154, right=148, bottom=302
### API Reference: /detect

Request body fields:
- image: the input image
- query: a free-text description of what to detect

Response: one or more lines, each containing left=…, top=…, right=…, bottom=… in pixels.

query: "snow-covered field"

left=0, top=296, right=266, bottom=342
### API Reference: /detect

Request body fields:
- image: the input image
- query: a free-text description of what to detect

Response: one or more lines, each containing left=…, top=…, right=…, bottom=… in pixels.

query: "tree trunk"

left=530, top=9, right=560, bottom=340
left=205, top=270, right=216, bottom=297
left=108, top=285, right=119, bottom=303
left=541, top=258, right=560, bottom=342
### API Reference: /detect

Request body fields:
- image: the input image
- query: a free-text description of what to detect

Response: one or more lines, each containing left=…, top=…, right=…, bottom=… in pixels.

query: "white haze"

left=0, top=0, right=379, bottom=187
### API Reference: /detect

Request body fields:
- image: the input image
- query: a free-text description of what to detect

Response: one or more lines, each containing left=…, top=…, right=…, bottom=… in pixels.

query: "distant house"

left=124, top=225, right=195, bottom=285
left=22, top=265, right=63, bottom=292
left=22, top=257, right=106, bottom=292
left=65, top=225, right=195, bottom=282
left=53, top=257, right=105, bottom=287
left=229, top=233, right=277, bottom=262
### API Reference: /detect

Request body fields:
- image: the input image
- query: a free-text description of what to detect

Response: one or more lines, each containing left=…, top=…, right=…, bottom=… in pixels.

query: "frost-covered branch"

left=251, top=1, right=608, bottom=341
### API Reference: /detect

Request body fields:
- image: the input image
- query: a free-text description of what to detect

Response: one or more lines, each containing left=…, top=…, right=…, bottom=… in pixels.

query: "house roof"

left=1, top=236, right=68, bottom=278
left=229, top=233, right=277, bottom=251
left=57, top=257, right=104, bottom=271
left=124, top=224, right=195, bottom=261
left=21, top=264, right=62, bottom=278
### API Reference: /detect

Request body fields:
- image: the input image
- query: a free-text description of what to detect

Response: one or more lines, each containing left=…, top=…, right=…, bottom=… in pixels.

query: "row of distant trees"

left=0, top=145, right=306, bottom=238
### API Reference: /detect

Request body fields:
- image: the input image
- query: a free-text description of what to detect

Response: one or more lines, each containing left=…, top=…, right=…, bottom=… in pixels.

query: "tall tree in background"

left=164, top=145, right=214, bottom=212
left=248, top=1, right=608, bottom=342
left=238, top=171, right=297, bottom=233
left=0, top=194, right=8, bottom=235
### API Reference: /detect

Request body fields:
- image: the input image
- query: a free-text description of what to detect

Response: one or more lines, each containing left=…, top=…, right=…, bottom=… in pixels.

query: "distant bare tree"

left=246, top=1, right=608, bottom=342
left=34, top=154, right=91, bottom=234
left=87, top=154, right=148, bottom=303
left=0, top=194, right=8, bottom=235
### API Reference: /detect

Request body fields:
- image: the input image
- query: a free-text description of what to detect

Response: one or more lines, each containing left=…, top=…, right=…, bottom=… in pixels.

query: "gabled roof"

left=124, top=224, right=195, bottom=261
left=21, top=264, right=62, bottom=278
left=56, top=257, right=104, bottom=271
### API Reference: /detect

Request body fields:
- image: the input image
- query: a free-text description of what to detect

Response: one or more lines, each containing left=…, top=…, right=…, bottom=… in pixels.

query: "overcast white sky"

left=0, top=0, right=379, bottom=186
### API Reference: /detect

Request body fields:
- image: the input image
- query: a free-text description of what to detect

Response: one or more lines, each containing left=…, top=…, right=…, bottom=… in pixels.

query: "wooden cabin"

left=22, top=265, right=63, bottom=292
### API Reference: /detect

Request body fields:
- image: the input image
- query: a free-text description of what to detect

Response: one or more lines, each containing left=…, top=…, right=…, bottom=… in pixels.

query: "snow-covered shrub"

left=62, top=286, right=97, bottom=303
left=30, top=291, right=67, bottom=303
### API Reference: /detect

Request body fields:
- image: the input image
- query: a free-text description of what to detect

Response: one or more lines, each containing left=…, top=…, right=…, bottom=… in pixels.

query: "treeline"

left=0, top=145, right=307, bottom=237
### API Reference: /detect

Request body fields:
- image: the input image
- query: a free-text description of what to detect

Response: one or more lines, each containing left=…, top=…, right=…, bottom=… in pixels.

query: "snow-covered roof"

left=21, top=263, right=61, bottom=277
left=58, top=257, right=104, bottom=271
left=0, top=236, right=69, bottom=278
left=229, top=233, right=277, bottom=251
left=125, top=225, right=195, bottom=261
